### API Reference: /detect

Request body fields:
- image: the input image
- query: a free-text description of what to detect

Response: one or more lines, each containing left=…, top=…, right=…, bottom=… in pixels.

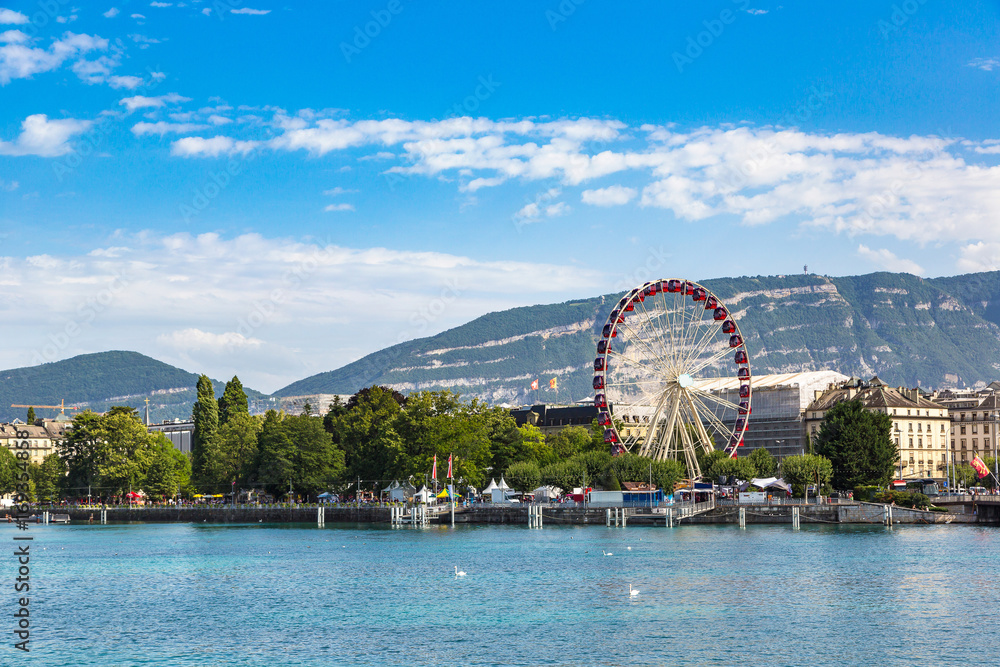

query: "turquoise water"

left=6, top=521, right=1000, bottom=666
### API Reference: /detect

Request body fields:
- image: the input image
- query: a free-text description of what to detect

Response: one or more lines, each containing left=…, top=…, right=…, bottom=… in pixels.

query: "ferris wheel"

left=592, top=279, right=752, bottom=479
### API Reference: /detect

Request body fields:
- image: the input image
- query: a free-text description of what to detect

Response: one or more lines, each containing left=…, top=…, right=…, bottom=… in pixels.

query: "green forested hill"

left=275, top=270, right=1000, bottom=402
left=0, top=351, right=266, bottom=423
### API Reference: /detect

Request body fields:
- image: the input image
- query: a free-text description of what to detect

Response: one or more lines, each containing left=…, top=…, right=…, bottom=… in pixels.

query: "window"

left=909, top=438, right=913, bottom=447
left=918, top=423, right=923, bottom=432
left=941, top=424, right=946, bottom=432
left=961, top=425, right=967, bottom=435
left=895, top=422, right=901, bottom=432
left=973, top=424, right=978, bottom=434
left=909, top=423, right=914, bottom=432
left=985, top=424, right=990, bottom=434
left=961, top=439, right=967, bottom=449
left=918, top=438, right=923, bottom=448
left=907, top=409, right=911, bottom=415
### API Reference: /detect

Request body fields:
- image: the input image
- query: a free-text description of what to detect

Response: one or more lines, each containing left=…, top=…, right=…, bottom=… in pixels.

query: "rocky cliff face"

left=280, top=270, right=1000, bottom=403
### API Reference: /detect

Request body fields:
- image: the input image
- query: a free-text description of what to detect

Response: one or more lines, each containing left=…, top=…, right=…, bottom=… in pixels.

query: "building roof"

left=694, top=370, right=851, bottom=411
left=806, top=377, right=948, bottom=413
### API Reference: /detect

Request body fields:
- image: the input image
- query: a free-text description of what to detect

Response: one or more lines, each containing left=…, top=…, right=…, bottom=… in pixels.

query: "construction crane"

left=11, top=399, right=80, bottom=415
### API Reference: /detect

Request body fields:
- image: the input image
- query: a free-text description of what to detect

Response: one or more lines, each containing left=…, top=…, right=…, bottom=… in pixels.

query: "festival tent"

left=414, top=486, right=437, bottom=504
left=749, top=477, right=792, bottom=494
left=436, top=488, right=462, bottom=500
left=482, top=478, right=499, bottom=495
left=382, top=480, right=416, bottom=502
left=530, top=485, right=562, bottom=501
left=497, top=476, right=512, bottom=491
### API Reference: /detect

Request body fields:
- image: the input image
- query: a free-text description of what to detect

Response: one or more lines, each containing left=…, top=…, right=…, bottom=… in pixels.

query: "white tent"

left=750, top=477, right=792, bottom=494
left=414, top=486, right=437, bottom=504
left=530, top=485, right=562, bottom=501
left=497, top=476, right=512, bottom=491
left=482, top=478, right=499, bottom=495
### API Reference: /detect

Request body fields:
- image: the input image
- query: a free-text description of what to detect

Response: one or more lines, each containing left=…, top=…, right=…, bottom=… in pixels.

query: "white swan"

left=454, top=566, right=467, bottom=577
left=602, top=550, right=613, bottom=556
left=629, top=584, right=639, bottom=597
left=626, top=546, right=632, bottom=551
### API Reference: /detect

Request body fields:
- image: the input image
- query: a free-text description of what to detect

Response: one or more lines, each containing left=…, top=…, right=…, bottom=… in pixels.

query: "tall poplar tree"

left=218, top=376, right=249, bottom=426
left=26, top=407, right=36, bottom=423
left=191, top=375, right=219, bottom=489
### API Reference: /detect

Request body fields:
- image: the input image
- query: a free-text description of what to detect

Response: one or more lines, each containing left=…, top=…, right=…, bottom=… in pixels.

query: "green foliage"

left=215, top=412, right=262, bottom=488
left=26, top=407, right=35, bottom=423
left=517, top=424, right=556, bottom=467
left=780, top=454, right=833, bottom=498
left=29, top=454, right=65, bottom=503
left=748, top=448, right=777, bottom=477
left=144, top=438, right=190, bottom=500
left=815, top=400, right=897, bottom=489
left=954, top=464, right=979, bottom=490
left=547, top=426, right=591, bottom=460
left=505, top=461, right=541, bottom=492
left=873, top=490, right=931, bottom=509
left=252, top=410, right=345, bottom=499
left=191, top=374, right=219, bottom=488
left=0, top=446, right=20, bottom=494
left=540, top=460, right=586, bottom=493
left=853, top=485, right=880, bottom=502
left=218, top=376, right=249, bottom=426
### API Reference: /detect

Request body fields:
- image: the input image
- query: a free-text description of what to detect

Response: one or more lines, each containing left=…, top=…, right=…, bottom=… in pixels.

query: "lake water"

left=7, top=521, right=1000, bottom=666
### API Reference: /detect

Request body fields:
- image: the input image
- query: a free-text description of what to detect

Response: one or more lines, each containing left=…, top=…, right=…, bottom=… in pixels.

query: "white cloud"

left=957, top=242, right=1000, bottom=273
left=158, top=328, right=262, bottom=352
left=207, top=114, right=231, bottom=125
left=746, top=8, right=768, bottom=14
left=0, top=29, right=28, bottom=43
left=231, top=7, right=271, bottom=14
left=0, top=177, right=18, bottom=191
left=201, top=7, right=211, bottom=15
left=581, top=185, right=637, bottom=207
left=103, top=7, right=120, bottom=18
left=323, top=187, right=356, bottom=196
left=130, top=14, right=145, bottom=20
left=107, top=74, right=143, bottom=89
left=170, top=136, right=259, bottom=157
left=324, top=203, right=355, bottom=212
left=119, top=92, right=190, bottom=111
left=0, top=114, right=92, bottom=157
left=0, top=8, right=28, bottom=24
left=150, top=2, right=173, bottom=7
left=967, top=57, right=1000, bottom=72
left=0, top=31, right=108, bottom=84
left=857, top=245, right=925, bottom=275
left=0, top=232, right=604, bottom=391
left=132, top=121, right=211, bottom=136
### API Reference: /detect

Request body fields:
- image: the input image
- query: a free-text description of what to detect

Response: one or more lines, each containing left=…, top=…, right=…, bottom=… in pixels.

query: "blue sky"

left=2, top=0, right=1000, bottom=392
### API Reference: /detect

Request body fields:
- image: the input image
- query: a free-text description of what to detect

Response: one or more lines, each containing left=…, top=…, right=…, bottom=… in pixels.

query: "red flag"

left=447, top=453, right=453, bottom=479
left=549, top=377, right=558, bottom=390
left=971, top=455, right=990, bottom=478
left=432, top=454, right=437, bottom=480
left=530, top=378, right=539, bottom=390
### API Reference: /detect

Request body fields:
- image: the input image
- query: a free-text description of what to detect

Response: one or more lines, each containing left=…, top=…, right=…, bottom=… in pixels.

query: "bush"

left=853, top=485, right=880, bottom=502
left=872, top=490, right=930, bottom=510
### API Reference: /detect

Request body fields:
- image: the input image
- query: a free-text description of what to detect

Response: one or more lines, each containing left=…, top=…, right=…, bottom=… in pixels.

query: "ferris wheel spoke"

left=683, top=344, right=733, bottom=378
left=688, top=392, right=739, bottom=444
left=679, top=318, right=724, bottom=373
left=683, top=390, right=723, bottom=455
left=688, top=385, right=744, bottom=413
left=636, top=294, right=674, bottom=374
left=613, top=320, right=671, bottom=374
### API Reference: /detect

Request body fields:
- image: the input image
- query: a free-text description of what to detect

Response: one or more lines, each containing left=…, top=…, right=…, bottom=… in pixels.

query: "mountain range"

left=4, top=270, right=1000, bottom=422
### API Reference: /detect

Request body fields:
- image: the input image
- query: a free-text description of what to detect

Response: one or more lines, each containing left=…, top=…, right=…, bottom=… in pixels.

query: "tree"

left=30, top=454, right=65, bottom=503
left=254, top=410, right=296, bottom=498
left=505, top=461, right=541, bottom=492
left=97, top=411, right=155, bottom=496
left=253, top=410, right=344, bottom=500
left=144, top=437, right=190, bottom=500
left=815, top=400, right=897, bottom=489
left=780, top=454, right=833, bottom=498
left=547, top=426, right=591, bottom=460
left=218, top=376, right=249, bottom=426
left=748, top=448, right=777, bottom=478
left=191, top=375, right=220, bottom=490
left=0, top=446, right=19, bottom=495
left=26, top=407, right=36, bottom=424
left=517, top=424, right=556, bottom=467
left=58, top=410, right=106, bottom=498
left=216, top=411, right=262, bottom=489
left=541, top=460, right=585, bottom=493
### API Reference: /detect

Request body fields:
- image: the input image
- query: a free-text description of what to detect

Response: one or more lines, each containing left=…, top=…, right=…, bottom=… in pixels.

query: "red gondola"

left=643, top=282, right=659, bottom=297
left=610, top=309, right=624, bottom=324
left=602, top=324, right=617, bottom=338
left=598, top=411, right=612, bottom=426
left=624, top=298, right=635, bottom=312
left=722, top=320, right=736, bottom=333
left=713, top=307, right=728, bottom=321
left=737, top=368, right=750, bottom=380
left=729, top=334, right=743, bottom=347
left=594, top=358, right=606, bottom=372
left=734, top=350, right=748, bottom=364
left=739, top=384, right=750, bottom=398
left=594, top=393, right=607, bottom=408
left=683, top=281, right=694, bottom=295
left=597, top=340, right=610, bottom=354
left=692, top=287, right=707, bottom=302
left=666, top=279, right=683, bottom=293
left=704, top=296, right=718, bottom=310
left=603, top=428, right=619, bottom=444
left=735, top=418, right=746, bottom=431
left=738, top=400, right=751, bottom=415
left=593, top=376, right=605, bottom=390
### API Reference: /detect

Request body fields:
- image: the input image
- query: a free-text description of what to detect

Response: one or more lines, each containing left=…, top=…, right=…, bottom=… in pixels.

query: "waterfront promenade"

left=23, top=497, right=995, bottom=526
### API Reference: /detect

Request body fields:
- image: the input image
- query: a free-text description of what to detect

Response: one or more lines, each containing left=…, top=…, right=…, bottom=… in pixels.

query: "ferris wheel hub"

left=676, top=373, right=694, bottom=388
